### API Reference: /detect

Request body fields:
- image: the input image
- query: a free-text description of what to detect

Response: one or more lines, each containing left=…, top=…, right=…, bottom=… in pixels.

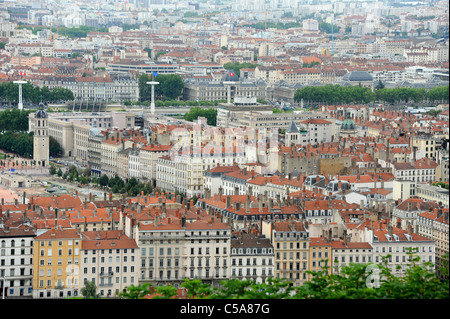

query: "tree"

left=120, top=283, right=152, bottom=299
left=157, top=74, right=185, bottom=100
left=223, top=62, right=259, bottom=78
left=319, top=22, right=340, bottom=34
left=80, top=280, right=100, bottom=299
left=49, top=136, right=63, bottom=157
left=184, top=107, right=217, bottom=126
left=375, top=80, right=385, bottom=90
left=99, top=174, right=109, bottom=187
left=49, top=165, right=57, bottom=175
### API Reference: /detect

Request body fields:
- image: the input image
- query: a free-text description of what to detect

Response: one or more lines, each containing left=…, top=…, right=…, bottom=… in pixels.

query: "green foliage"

left=120, top=283, right=152, bottom=299
left=425, top=85, right=449, bottom=102
left=138, top=73, right=184, bottom=101
left=432, top=182, right=449, bottom=189
left=302, top=61, right=321, bottom=68
left=154, top=50, right=167, bottom=60
left=319, top=22, right=340, bottom=34
left=0, top=131, right=33, bottom=158
left=183, top=107, right=217, bottom=126
left=242, top=21, right=302, bottom=30
left=49, top=136, right=62, bottom=157
left=294, top=84, right=376, bottom=105
left=80, top=280, right=100, bottom=299
left=120, top=250, right=448, bottom=300
left=0, top=82, right=73, bottom=104
left=0, top=109, right=33, bottom=132
left=223, top=62, right=259, bottom=78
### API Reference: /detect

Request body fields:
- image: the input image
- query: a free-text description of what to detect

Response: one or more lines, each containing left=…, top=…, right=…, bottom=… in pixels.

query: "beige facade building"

left=416, top=208, right=449, bottom=277
left=32, top=228, right=82, bottom=299
left=29, top=112, right=135, bottom=161
left=261, top=220, right=309, bottom=287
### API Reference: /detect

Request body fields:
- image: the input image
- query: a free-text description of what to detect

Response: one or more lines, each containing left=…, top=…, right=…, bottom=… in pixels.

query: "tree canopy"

left=0, top=82, right=74, bottom=104
left=183, top=107, right=218, bottom=126
left=138, top=73, right=184, bottom=101
left=294, top=84, right=449, bottom=105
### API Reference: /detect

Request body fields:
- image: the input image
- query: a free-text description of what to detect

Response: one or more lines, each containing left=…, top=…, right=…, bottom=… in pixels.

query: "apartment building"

left=261, top=219, right=310, bottom=287
left=330, top=239, right=373, bottom=274
left=156, top=145, right=247, bottom=198
left=392, top=158, right=438, bottom=183
left=286, top=118, right=334, bottom=146
left=80, top=230, right=139, bottom=298
left=134, top=214, right=231, bottom=288
left=415, top=184, right=449, bottom=208
left=410, top=134, right=439, bottom=160
left=139, top=144, right=171, bottom=183
left=391, top=198, right=439, bottom=231
left=308, top=237, right=333, bottom=277
left=366, top=222, right=435, bottom=276
left=0, top=225, right=35, bottom=298
left=32, top=228, right=82, bottom=299
left=230, top=231, right=275, bottom=283
left=416, top=208, right=449, bottom=277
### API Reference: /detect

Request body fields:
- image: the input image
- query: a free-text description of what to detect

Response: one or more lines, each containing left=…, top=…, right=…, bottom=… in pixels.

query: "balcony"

left=54, top=283, right=64, bottom=289
left=99, top=271, right=114, bottom=277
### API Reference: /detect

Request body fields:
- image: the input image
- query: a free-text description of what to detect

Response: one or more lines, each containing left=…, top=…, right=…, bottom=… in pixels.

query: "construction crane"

left=204, top=13, right=215, bottom=35
left=254, top=10, right=268, bottom=32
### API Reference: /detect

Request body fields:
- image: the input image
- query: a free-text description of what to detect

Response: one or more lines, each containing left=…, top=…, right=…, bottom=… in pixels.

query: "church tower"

left=33, top=103, right=49, bottom=167
left=285, top=120, right=300, bottom=146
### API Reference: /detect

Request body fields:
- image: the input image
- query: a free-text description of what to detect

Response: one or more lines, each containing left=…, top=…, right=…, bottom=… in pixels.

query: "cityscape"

left=0, top=0, right=448, bottom=304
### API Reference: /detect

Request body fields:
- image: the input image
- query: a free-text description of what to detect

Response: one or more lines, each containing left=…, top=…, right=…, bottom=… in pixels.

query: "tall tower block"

left=33, top=103, right=49, bottom=167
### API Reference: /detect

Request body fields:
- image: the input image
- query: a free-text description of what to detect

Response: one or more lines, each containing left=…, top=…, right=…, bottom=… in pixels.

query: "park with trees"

left=294, top=84, right=449, bottom=106
left=0, top=81, right=74, bottom=105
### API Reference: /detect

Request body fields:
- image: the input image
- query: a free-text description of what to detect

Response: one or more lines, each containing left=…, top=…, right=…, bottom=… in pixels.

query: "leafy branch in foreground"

left=119, top=250, right=449, bottom=299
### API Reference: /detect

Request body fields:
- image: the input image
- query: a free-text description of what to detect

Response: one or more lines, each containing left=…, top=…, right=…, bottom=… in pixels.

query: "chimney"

left=226, top=196, right=231, bottom=209
left=266, top=198, right=272, bottom=213
left=181, top=216, right=186, bottom=228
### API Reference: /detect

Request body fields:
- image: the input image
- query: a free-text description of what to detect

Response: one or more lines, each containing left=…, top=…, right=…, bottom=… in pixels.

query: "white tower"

left=13, top=80, right=27, bottom=110
left=146, top=81, right=159, bottom=114
left=33, top=103, right=50, bottom=167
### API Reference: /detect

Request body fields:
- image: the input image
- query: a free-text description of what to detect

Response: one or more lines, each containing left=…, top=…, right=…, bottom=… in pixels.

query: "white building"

left=230, top=232, right=275, bottom=283
left=80, top=230, right=140, bottom=298
left=0, top=224, right=35, bottom=298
